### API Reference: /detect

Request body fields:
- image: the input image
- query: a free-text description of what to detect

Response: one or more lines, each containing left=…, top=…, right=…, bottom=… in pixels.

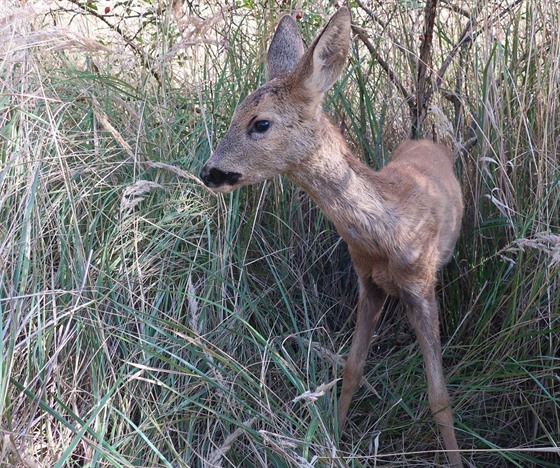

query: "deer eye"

left=253, top=120, right=271, bottom=133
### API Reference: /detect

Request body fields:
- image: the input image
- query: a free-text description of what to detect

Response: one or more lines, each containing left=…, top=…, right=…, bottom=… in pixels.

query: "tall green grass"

left=1, top=1, right=559, bottom=466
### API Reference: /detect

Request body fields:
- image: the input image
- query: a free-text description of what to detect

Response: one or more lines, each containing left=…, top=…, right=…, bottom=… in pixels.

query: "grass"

left=1, top=0, right=559, bottom=466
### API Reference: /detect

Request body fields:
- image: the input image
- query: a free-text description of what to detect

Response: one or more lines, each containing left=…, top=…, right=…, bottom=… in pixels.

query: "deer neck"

left=286, top=119, right=395, bottom=248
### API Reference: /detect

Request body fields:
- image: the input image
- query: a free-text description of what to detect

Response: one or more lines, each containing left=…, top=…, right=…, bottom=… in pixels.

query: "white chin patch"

left=211, top=182, right=240, bottom=193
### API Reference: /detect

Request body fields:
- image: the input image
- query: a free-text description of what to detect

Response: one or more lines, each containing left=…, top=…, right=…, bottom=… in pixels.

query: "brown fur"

left=200, top=8, right=464, bottom=467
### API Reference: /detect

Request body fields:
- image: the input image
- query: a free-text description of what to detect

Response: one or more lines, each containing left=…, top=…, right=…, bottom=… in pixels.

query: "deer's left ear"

left=295, top=7, right=351, bottom=96
left=267, top=14, right=306, bottom=81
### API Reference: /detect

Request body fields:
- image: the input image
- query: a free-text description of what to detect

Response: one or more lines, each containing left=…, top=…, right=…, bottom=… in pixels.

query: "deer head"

left=200, top=7, right=351, bottom=192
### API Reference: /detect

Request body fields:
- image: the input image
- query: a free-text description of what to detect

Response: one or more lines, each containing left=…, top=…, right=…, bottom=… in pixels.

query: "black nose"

left=200, top=166, right=242, bottom=188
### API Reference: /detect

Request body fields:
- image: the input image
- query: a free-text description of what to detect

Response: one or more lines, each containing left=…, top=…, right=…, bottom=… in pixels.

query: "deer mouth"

left=200, top=166, right=242, bottom=191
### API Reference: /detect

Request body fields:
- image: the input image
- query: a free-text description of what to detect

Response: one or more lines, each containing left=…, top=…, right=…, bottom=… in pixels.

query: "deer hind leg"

left=337, top=278, right=386, bottom=434
left=404, top=290, right=462, bottom=468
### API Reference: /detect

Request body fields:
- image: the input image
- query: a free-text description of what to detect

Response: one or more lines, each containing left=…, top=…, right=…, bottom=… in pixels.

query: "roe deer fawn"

left=200, top=7, right=463, bottom=466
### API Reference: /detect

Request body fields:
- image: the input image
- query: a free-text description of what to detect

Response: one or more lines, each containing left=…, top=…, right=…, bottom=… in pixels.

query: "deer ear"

left=267, top=14, right=305, bottom=81
left=297, top=7, right=351, bottom=95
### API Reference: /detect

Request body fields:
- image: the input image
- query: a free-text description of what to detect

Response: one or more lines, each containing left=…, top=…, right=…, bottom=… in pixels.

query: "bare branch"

left=413, top=0, right=439, bottom=138
left=354, top=0, right=416, bottom=69
left=64, top=0, right=162, bottom=85
left=436, top=21, right=476, bottom=90
left=440, top=0, right=472, bottom=19
left=352, top=25, right=414, bottom=108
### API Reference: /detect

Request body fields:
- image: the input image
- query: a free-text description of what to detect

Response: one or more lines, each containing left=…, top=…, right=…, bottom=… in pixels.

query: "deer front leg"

left=337, top=278, right=386, bottom=434
left=405, top=291, right=462, bottom=468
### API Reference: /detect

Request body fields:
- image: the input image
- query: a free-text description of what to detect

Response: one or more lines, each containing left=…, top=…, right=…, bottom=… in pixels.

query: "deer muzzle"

left=200, top=165, right=242, bottom=189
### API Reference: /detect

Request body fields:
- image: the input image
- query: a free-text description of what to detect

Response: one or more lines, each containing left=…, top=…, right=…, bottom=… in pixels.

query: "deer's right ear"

left=266, top=15, right=305, bottom=81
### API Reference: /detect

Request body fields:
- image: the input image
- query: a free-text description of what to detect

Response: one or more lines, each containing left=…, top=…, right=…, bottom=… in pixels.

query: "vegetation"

left=1, top=0, right=558, bottom=466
